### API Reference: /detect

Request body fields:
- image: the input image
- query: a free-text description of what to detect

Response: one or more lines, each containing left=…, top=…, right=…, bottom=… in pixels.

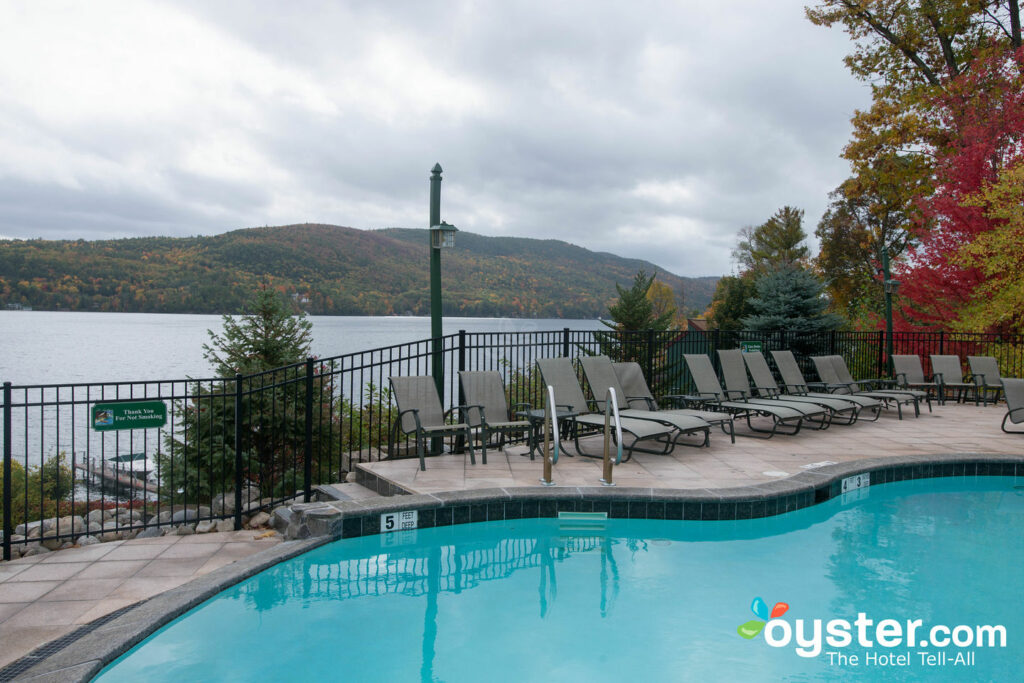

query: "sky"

left=0, top=0, right=870, bottom=277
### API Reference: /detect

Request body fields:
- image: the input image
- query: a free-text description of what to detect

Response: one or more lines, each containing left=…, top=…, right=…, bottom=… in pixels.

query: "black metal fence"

left=4, top=327, right=1023, bottom=560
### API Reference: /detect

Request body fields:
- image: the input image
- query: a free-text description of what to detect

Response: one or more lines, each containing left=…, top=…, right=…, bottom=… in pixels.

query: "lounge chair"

left=967, top=356, right=1006, bottom=406
left=578, top=355, right=719, bottom=445
left=809, top=355, right=921, bottom=419
left=740, top=350, right=862, bottom=425
left=769, top=350, right=882, bottom=421
left=829, top=355, right=932, bottom=414
left=893, top=355, right=942, bottom=403
left=1001, top=378, right=1024, bottom=433
left=718, top=350, right=832, bottom=428
left=929, top=355, right=977, bottom=405
left=612, top=360, right=736, bottom=443
left=458, top=371, right=533, bottom=461
left=389, top=376, right=475, bottom=471
left=682, top=353, right=805, bottom=438
left=536, top=358, right=696, bottom=460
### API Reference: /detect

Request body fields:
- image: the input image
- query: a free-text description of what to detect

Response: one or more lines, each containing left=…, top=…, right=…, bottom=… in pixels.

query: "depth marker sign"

left=92, top=401, right=168, bottom=432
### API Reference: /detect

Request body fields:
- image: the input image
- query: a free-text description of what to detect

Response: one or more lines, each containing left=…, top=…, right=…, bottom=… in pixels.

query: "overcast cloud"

left=0, top=0, right=868, bottom=277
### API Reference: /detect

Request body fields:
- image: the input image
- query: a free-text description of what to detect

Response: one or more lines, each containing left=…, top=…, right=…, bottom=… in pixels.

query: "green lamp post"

left=428, top=164, right=457, bottom=399
left=880, top=245, right=901, bottom=376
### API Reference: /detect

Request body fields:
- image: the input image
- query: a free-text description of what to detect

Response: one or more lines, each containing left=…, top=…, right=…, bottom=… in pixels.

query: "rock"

left=270, top=506, right=293, bottom=533
left=104, top=509, right=119, bottom=522
left=171, top=509, right=200, bottom=525
left=304, top=507, right=344, bottom=537
left=123, top=529, right=139, bottom=540
left=285, top=521, right=310, bottom=540
left=175, top=524, right=195, bottom=535
left=21, top=543, right=50, bottom=557
left=77, top=535, right=101, bottom=546
left=61, top=541, right=75, bottom=550
left=86, top=509, right=107, bottom=525
left=157, top=510, right=173, bottom=524
left=58, top=515, right=86, bottom=534
left=195, top=520, right=217, bottom=534
left=215, top=518, right=235, bottom=533
left=41, top=538, right=63, bottom=551
left=135, top=527, right=163, bottom=539
left=100, top=521, right=122, bottom=543
left=248, top=512, right=271, bottom=529
left=27, top=526, right=41, bottom=540
left=11, top=534, right=25, bottom=543
left=88, top=521, right=103, bottom=534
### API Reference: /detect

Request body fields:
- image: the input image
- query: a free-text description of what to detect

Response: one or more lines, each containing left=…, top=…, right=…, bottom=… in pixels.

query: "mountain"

left=0, top=224, right=719, bottom=318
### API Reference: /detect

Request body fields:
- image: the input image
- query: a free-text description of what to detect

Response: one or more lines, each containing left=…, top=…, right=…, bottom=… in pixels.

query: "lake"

left=0, top=311, right=606, bottom=386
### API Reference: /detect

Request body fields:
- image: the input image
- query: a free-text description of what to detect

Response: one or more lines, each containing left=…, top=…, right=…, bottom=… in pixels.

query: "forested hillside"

left=0, top=224, right=718, bottom=317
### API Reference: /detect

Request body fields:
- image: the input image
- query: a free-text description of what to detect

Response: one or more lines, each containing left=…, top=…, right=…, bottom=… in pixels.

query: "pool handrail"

left=601, top=387, right=623, bottom=486
left=540, top=384, right=560, bottom=485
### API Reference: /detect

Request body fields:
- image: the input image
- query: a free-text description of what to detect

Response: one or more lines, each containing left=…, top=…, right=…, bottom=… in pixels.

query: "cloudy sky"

left=0, top=0, right=869, bottom=277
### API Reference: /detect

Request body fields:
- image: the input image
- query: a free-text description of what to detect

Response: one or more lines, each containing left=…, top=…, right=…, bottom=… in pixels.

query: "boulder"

left=86, top=509, right=107, bottom=525
left=270, top=506, right=293, bottom=533
left=21, top=543, right=50, bottom=557
left=248, top=511, right=271, bottom=529
left=195, top=520, right=217, bottom=534
left=215, top=518, right=235, bottom=533
left=77, top=535, right=101, bottom=546
left=135, top=527, right=163, bottom=539
left=41, top=538, right=64, bottom=551
left=57, top=516, right=86, bottom=534
left=171, top=509, right=200, bottom=525
left=100, top=521, right=122, bottom=543
left=175, top=524, right=195, bottom=536
left=88, top=521, right=103, bottom=535
left=157, top=510, right=173, bottom=524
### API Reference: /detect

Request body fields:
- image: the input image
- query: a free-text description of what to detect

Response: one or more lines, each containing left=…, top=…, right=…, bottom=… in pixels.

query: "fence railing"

left=4, top=327, right=1023, bottom=560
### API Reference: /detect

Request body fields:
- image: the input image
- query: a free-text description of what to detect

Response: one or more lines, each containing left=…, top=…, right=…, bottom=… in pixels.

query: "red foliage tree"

left=894, top=45, right=1024, bottom=333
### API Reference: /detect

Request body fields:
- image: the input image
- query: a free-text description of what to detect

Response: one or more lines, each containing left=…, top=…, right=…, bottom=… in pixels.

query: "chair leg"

left=417, top=432, right=426, bottom=471
left=468, top=427, right=477, bottom=465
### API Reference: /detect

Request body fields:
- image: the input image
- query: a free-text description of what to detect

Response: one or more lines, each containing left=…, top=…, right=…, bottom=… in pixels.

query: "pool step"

left=558, top=511, right=607, bottom=532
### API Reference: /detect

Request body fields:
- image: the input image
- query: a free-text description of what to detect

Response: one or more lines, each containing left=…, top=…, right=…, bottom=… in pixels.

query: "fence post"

left=877, top=330, right=885, bottom=378
left=939, top=330, right=945, bottom=356
left=646, top=329, right=655, bottom=381
left=233, top=374, right=244, bottom=531
left=304, top=358, right=314, bottom=503
left=562, top=328, right=570, bottom=358
left=3, top=382, right=11, bottom=562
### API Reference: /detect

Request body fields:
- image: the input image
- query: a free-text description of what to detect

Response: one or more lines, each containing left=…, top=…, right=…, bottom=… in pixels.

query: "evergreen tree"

left=707, top=275, right=757, bottom=331
left=602, top=271, right=674, bottom=332
left=161, top=287, right=341, bottom=504
left=205, top=286, right=313, bottom=376
left=741, top=265, right=843, bottom=333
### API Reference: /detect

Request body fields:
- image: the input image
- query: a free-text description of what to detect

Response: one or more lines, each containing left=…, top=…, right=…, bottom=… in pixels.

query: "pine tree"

left=741, top=266, right=843, bottom=333
left=602, top=271, right=674, bottom=332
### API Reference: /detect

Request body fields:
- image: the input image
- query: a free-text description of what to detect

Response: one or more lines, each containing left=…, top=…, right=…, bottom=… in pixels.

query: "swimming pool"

left=94, top=476, right=1023, bottom=681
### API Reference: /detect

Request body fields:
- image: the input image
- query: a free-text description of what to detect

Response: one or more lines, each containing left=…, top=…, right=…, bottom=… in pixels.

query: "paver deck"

left=0, top=531, right=282, bottom=672
left=358, top=403, right=1023, bottom=493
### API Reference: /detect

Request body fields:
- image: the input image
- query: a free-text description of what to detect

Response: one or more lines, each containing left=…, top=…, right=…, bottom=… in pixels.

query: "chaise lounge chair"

left=1001, top=378, right=1024, bottom=433
left=740, top=350, right=863, bottom=425
left=459, top=371, right=533, bottom=461
left=929, top=355, right=977, bottom=405
left=892, top=355, right=942, bottom=403
left=389, top=376, right=475, bottom=471
left=579, top=355, right=720, bottom=445
left=769, top=350, right=882, bottom=421
left=611, top=360, right=736, bottom=443
left=967, top=356, right=1006, bottom=406
left=718, top=350, right=832, bottom=428
left=683, top=353, right=805, bottom=438
left=811, top=355, right=926, bottom=418
left=536, top=358, right=694, bottom=460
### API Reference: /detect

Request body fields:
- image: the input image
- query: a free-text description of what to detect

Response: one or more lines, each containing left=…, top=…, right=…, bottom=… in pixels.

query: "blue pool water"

left=96, top=477, right=1024, bottom=681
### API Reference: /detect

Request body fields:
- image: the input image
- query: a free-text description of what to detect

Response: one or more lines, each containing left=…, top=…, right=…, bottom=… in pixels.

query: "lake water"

left=0, top=311, right=605, bottom=386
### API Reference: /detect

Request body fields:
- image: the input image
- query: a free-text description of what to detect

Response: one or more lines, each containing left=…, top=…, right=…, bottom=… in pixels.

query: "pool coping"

left=12, top=451, right=1024, bottom=682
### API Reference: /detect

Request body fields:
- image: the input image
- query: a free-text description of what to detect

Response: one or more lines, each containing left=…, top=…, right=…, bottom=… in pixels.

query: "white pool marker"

left=800, top=461, right=837, bottom=470
left=762, top=471, right=789, bottom=477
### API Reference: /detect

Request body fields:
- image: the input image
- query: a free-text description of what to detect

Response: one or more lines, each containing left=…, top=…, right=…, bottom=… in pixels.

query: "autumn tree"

left=896, top=44, right=1024, bottom=332
left=809, top=1, right=1023, bottom=330
left=706, top=275, right=757, bottom=331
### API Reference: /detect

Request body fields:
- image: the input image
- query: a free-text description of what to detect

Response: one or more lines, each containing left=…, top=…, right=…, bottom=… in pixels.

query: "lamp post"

left=881, top=245, right=901, bottom=376
left=428, top=164, right=457, bottom=399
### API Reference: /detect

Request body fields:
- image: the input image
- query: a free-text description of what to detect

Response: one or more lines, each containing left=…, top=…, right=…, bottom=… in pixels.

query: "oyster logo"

left=738, top=597, right=790, bottom=639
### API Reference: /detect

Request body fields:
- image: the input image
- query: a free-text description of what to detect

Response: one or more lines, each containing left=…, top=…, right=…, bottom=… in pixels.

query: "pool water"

left=96, top=477, right=1024, bottom=681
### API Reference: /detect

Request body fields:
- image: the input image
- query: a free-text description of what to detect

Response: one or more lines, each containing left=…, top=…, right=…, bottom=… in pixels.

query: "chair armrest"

left=396, top=407, right=422, bottom=434
left=754, top=385, right=780, bottom=398
left=511, top=402, right=533, bottom=412
left=931, top=372, right=945, bottom=386
left=459, top=404, right=486, bottom=426
left=782, top=382, right=809, bottom=395
left=724, top=389, right=747, bottom=400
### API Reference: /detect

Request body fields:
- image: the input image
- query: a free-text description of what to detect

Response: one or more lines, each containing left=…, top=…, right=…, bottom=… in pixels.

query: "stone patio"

left=356, top=402, right=1023, bottom=493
